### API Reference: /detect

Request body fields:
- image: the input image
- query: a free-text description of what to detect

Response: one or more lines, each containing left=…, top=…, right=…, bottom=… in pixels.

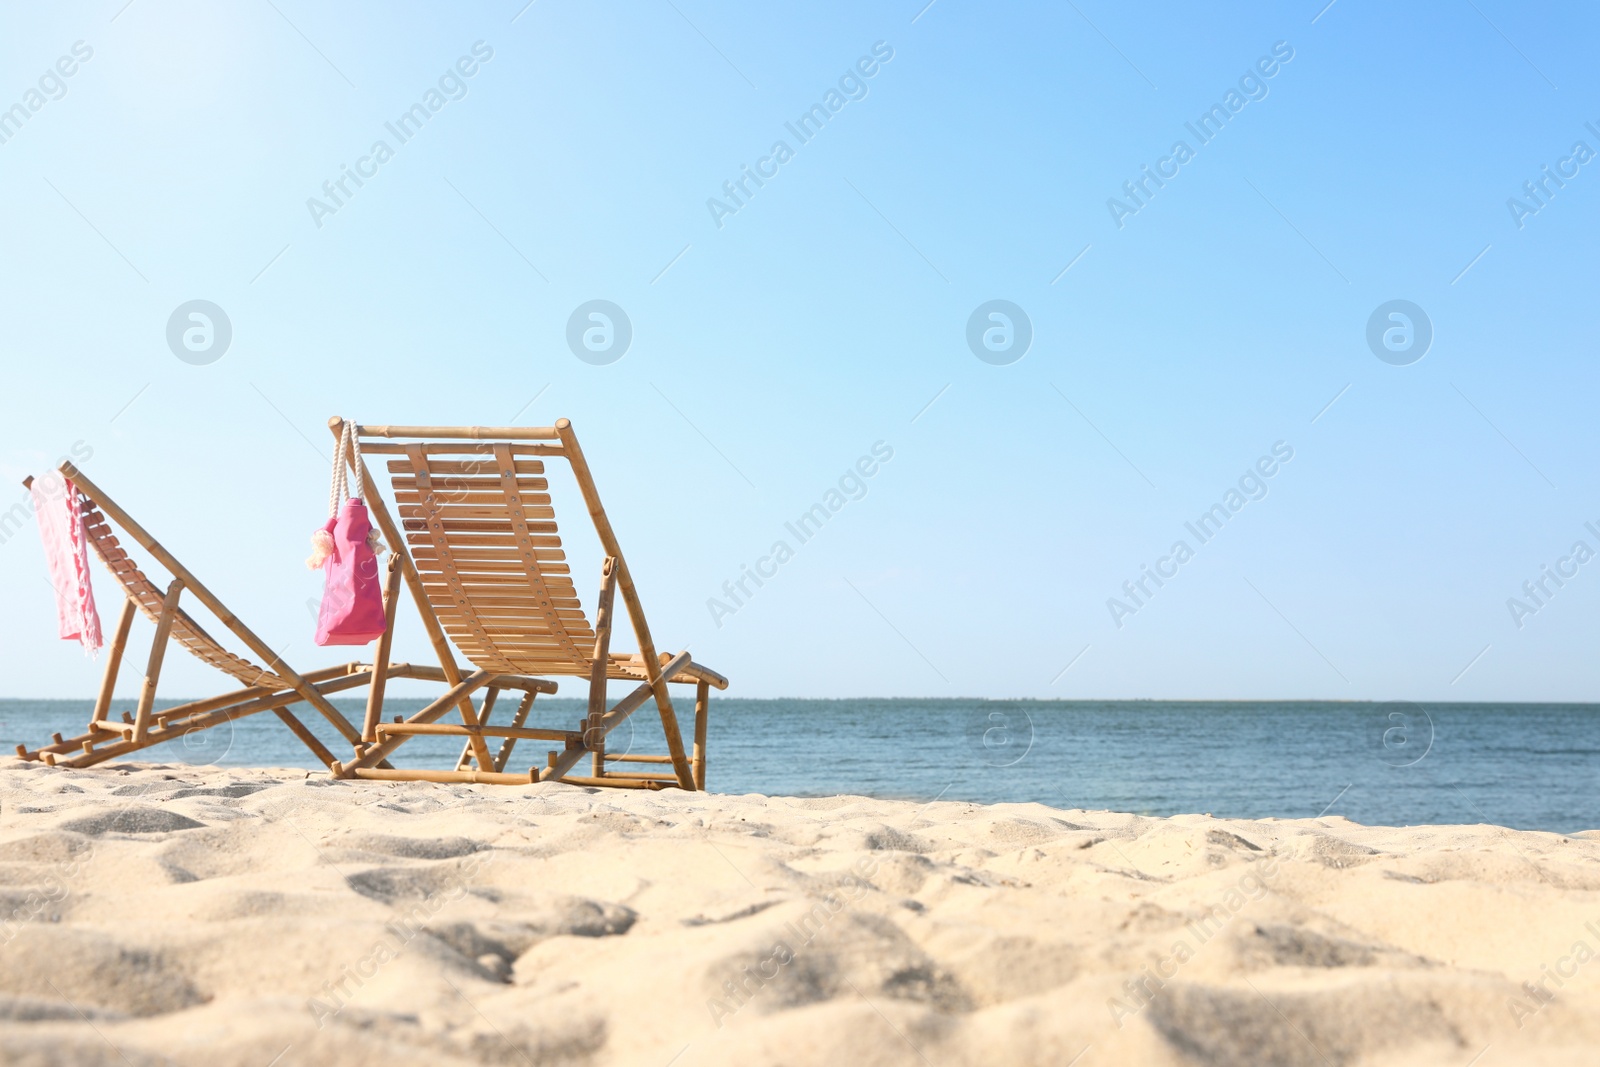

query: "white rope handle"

left=327, top=421, right=350, bottom=518
left=332, top=420, right=384, bottom=556
left=326, top=420, right=373, bottom=515
left=348, top=425, right=365, bottom=501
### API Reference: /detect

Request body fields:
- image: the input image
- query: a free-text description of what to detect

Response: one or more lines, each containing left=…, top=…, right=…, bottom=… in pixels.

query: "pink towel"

left=31, top=473, right=102, bottom=655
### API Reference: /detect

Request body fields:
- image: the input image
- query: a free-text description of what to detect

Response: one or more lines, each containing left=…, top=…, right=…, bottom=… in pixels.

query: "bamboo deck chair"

left=13, top=464, right=557, bottom=771
left=324, top=418, right=728, bottom=791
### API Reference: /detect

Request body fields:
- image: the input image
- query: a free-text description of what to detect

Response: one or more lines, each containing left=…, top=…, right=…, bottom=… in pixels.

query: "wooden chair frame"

left=9, top=465, right=479, bottom=771
left=323, top=418, right=728, bottom=791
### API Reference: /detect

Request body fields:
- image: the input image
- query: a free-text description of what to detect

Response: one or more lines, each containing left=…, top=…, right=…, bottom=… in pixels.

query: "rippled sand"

left=1, top=760, right=1598, bottom=1065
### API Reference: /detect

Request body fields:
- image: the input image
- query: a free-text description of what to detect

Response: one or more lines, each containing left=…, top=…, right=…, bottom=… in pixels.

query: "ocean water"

left=3, top=698, right=1596, bottom=833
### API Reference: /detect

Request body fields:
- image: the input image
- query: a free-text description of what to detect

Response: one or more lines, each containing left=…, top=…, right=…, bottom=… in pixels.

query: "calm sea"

left=3, top=698, right=1595, bottom=833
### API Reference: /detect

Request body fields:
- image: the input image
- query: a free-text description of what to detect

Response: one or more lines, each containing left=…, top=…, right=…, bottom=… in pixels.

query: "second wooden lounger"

left=326, top=418, right=729, bottom=791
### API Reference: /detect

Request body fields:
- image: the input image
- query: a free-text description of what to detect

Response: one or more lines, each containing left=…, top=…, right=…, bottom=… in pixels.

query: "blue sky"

left=1, top=0, right=1597, bottom=702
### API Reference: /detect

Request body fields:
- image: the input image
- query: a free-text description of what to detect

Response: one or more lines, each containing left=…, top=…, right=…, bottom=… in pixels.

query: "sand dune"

left=1, top=761, right=1598, bottom=1066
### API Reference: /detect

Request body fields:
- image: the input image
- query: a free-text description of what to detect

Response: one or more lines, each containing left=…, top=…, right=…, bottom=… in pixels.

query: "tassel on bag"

left=309, top=421, right=389, bottom=645
left=305, top=528, right=334, bottom=569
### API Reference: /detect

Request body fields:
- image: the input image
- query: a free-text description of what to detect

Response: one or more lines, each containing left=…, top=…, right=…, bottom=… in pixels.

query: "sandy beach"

left=2, top=760, right=1598, bottom=1066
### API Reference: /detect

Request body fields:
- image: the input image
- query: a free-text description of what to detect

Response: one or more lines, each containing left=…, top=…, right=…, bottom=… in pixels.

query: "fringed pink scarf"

left=31, top=473, right=102, bottom=655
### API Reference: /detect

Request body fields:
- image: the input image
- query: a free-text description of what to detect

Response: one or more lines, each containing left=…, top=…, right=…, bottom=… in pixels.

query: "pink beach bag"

left=307, top=421, right=388, bottom=645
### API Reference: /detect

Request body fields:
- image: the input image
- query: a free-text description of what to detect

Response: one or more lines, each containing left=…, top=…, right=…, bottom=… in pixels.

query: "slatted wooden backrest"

left=75, top=489, right=286, bottom=689
left=386, top=442, right=600, bottom=678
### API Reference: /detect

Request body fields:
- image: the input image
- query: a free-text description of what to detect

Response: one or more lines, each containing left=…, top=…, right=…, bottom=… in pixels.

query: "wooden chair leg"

left=332, top=670, right=494, bottom=776
left=362, top=554, right=403, bottom=744
left=693, top=680, right=709, bottom=791
left=456, top=688, right=499, bottom=771
left=273, top=707, right=338, bottom=768
left=493, top=690, right=537, bottom=772
left=555, top=422, right=693, bottom=788
left=535, top=651, right=692, bottom=785
left=647, top=676, right=694, bottom=790
left=132, top=579, right=183, bottom=742
left=428, top=602, right=497, bottom=771
left=89, top=597, right=137, bottom=732
left=587, top=557, right=617, bottom=777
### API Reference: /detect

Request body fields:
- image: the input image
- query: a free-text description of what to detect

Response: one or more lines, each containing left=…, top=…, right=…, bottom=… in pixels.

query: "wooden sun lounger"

left=324, top=418, right=729, bottom=791
left=13, top=464, right=557, bottom=771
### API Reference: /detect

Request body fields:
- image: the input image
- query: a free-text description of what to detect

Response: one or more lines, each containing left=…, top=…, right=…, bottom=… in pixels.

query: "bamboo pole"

left=529, top=651, right=691, bottom=785
left=329, top=418, right=486, bottom=749
left=682, top=662, right=732, bottom=691
left=598, top=652, right=692, bottom=735
left=356, top=425, right=562, bottom=441
left=90, top=597, right=136, bottom=731
left=362, top=554, right=404, bottom=743
left=693, top=679, right=710, bottom=791
left=95, top=720, right=136, bottom=741
left=150, top=663, right=371, bottom=728
left=538, top=742, right=591, bottom=783
left=272, top=708, right=338, bottom=768
left=553, top=420, right=694, bottom=789
left=556, top=775, right=666, bottom=790
left=358, top=442, right=565, bottom=456
left=37, top=667, right=384, bottom=768
left=24, top=662, right=374, bottom=764
left=389, top=665, right=557, bottom=694
left=494, top=690, right=537, bottom=771
left=60, top=464, right=367, bottom=747
left=131, top=579, right=183, bottom=741
left=587, top=557, right=618, bottom=777
left=330, top=669, right=494, bottom=776
left=350, top=766, right=535, bottom=785
left=603, top=753, right=674, bottom=763
left=455, top=687, right=499, bottom=771
left=377, top=721, right=577, bottom=742
left=451, top=679, right=496, bottom=773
